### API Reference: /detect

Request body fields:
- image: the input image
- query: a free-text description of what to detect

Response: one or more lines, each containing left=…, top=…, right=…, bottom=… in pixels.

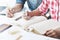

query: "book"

left=28, top=19, right=60, bottom=34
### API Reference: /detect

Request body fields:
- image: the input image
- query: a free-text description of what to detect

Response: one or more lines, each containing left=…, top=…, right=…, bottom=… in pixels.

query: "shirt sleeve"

left=16, top=0, right=26, bottom=5
left=37, top=0, right=49, bottom=15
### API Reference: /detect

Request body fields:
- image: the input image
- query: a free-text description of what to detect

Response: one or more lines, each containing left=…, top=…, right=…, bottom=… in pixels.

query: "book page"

left=29, top=19, right=60, bottom=34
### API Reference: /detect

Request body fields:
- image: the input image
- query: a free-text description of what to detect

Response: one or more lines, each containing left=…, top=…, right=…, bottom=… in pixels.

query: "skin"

left=44, top=28, right=60, bottom=39
left=7, top=3, right=45, bottom=19
left=7, top=4, right=41, bottom=19
left=23, top=9, right=48, bottom=20
left=7, top=4, right=23, bottom=18
left=23, top=9, right=42, bottom=20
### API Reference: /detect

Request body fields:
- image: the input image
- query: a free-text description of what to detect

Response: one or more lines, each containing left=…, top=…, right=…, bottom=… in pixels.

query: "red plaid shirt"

left=38, top=0, right=60, bottom=21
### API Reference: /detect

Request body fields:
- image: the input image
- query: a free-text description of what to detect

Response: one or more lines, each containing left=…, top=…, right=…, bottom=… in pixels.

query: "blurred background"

left=0, top=0, right=29, bottom=12
left=0, top=0, right=16, bottom=11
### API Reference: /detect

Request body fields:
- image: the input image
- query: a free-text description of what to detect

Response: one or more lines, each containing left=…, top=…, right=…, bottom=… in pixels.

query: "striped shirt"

left=38, top=0, right=60, bottom=21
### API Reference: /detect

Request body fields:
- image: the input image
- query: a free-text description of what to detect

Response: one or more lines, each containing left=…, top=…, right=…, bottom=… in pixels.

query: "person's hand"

left=44, top=29, right=60, bottom=39
left=23, top=11, right=32, bottom=20
left=7, top=9, right=14, bottom=18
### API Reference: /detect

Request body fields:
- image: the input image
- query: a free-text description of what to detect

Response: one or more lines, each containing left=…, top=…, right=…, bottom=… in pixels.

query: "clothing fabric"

left=16, top=0, right=42, bottom=10
left=38, top=0, right=60, bottom=21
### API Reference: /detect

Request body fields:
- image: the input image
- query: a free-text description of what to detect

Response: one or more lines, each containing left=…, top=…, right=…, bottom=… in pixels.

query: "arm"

left=7, top=0, right=26, bottom=18
left=27, top=9, right=41, bottom=17
left=27, top=0, right=49, bottom=17
left=11, top=4, right=23, bottom=13
left=10, top=0, right=26, bottom=13
left=7, top=4, right=23, bottom=18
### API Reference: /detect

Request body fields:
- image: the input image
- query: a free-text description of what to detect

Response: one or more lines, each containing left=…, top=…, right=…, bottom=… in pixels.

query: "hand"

left=23, top=11, right=32, bottom=20
left=7, top=9, right=14, bottom=18
left=44, top=29, right=60, bottom=39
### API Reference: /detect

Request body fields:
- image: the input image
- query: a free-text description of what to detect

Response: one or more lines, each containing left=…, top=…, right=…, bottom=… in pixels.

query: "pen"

left=0, top=14, right=6, bottom=16
left=15, top=16, right=22, bottom=21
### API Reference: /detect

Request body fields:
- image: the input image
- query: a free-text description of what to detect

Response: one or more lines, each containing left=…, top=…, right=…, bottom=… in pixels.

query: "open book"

left=27, top=19, right=60, bottom=34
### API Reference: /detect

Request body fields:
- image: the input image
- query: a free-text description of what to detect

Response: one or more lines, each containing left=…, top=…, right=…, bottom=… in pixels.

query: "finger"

left=8, top=11, right=14, bottom=18
left=46, top=29, right=52, bottom=32
left=45, top=30, right=54, bottom=35
left=7, top=11, right=11, bottom=17
left=47, top=32, right=56, bottom=37
left=23, top=14, right=27, bottom=17
left=53, top=35, right=58, bottom=38
left=44, top=30, right=51, bottom=35
left=9, top=9, right=14, bottom=16
left=27, top=11, right=30, bottom=16
left=27, top=11, right=30, bottom=13
left=48, top=33, right=58, bottom=38
left=23, top=14, right=28, bottom=19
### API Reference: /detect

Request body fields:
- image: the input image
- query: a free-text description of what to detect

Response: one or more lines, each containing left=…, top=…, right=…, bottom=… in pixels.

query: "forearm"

left=11, top=4, right=23, bottom=13
left=28, top=9, right=41, bottom=17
